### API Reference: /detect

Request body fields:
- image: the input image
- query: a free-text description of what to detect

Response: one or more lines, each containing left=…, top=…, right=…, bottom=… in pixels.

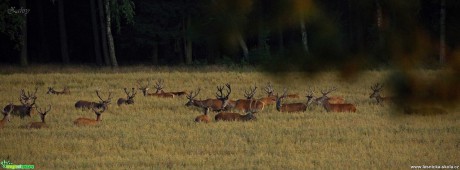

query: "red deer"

left=27, top=105, right=51, bottom=129
left=314, top=87, right=345, bottom=105
left=75, top=90, right=112, bottom=110
left=46, top=87, right=70, bottom=95
left=0, top=105, right=13, bottom=129
left=215, top=101, right=258, bottom=121
left=226, top=85, right=265, bottom=112
left=370, top=83, right=393, bottom=105
left=185, top=84, right=232, bottom=112
left=257, top=83, right=277, bottom=105
left=74, top=107, right=105, bottom=126
left=137, top=79, right=175, bottom=98
left=275, top=89, right=314, bottom=113
left=195, top=107, right=210, bottom=123
left=117, top=88, right=137, bottom=106
left=4, top=89, right=38, bottom=119
left=317, top=88, right=356, bottom=112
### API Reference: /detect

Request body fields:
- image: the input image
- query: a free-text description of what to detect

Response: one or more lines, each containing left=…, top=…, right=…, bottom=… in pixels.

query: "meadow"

left=0, top=66, right=458, bottom=169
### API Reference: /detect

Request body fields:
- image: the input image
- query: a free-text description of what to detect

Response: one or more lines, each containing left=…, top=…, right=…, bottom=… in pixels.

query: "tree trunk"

left=375, top=0, right=383, bottom=30
left=184, top=16, right=193, bottom=65
left=37, top=1, right=49, bottom=61
left=19, top=0, right=27, bottom=66
left=237, top=32, right=249, bottom=60
left=105, top=0, right=118, bottom=67
left=440, top=0, right=446, bottom=64
left=98, top=0, right=110, bottom=66
left=90, top=0, right=103, bottom=66
left=58, top=0, right=70, bottom=64
left=299, top=15, right=309, bottom=53
left=152, top=43, right=158, bottom=65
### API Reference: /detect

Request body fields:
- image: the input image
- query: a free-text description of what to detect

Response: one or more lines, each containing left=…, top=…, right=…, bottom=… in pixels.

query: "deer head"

left=35, top=105, right=51, bottom=123
left=137, top=79, right=151, bottom=96
left=306, top=88, right=315, bottom=106
left=96, top=90, right=112, bottom=109
left=316, top=87, right=337, bottom=105
left=124, top=88, right=137, bottom=104
left=244, top=85, right=257, bottom=100
left=154, top=79, right=165, bottom=94
left=20, top=87, right=38, bottom=106
left=264, top=82, right=274, bottom=97
left=2, top=104, right=13, bottom=122
left=185, top=88, right=201, bottom=107
left=216, top=83, right=231, bottom=109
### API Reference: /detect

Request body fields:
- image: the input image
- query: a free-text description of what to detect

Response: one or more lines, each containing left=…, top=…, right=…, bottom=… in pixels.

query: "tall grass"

left=0, top=66, right=458, bottom=169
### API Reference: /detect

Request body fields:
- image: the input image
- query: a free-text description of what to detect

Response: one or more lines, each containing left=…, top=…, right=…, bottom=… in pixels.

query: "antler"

left=264, top=82, right=274, bottom=96
left=321, top=87, right=337, bottom=96
left=216, top=83, right=231, bottom=99
left=130, top=88, right=137, bottom=96
left=123, top=88, right=130, bottom=96
left=187, top=88, right=201, bottom=100
left=371, top=83, right=383, bottom=91
left=96, top=90, right=104, bottom=101
left=154, top=79, right=164, bottom=91
left=36, top=104, right=52, bottom=114
left=244, top=85, right=257, bottom=99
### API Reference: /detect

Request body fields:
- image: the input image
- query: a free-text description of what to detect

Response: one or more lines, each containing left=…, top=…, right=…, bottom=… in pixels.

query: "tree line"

left=1, top=0, right=459, bottom=70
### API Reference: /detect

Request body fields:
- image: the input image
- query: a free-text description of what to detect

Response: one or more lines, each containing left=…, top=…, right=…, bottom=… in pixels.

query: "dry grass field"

left=0, top=66, right=458, bottom=169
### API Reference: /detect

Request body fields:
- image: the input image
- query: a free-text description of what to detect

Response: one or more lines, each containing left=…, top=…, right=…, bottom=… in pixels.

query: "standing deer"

left=117, top=88, right=137, bottom=106
left=317, top=88, right=356, bottom=112
left=215, top=100, right=258, bottom=121
left=46, top=87, right=70, bottom=95
left=185, top=84, right=232, bottom=112
left=195, top=107, right=210, bottom=123
left=75, top=90, right=112, bottom=110
left=370, top=83, right=392, bottom=105
left=226, top=85, right=265, bottom=112
left=275, top=89, right=315, bottom=113
left=0, top=105, right=13, bottom=129
left=314, top=87, right=345, bottom=105
left=4, top=89, right=38, bottom=119
left=27, top=105, right=51, bottom=129
left=74, top=106, right=105, bottom=126
left=137, top=79, right=175, bottom=98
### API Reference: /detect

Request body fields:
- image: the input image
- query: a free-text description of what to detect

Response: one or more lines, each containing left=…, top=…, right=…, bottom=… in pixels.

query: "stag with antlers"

left=75, top=90, right=112, bottom=110
left=370, top=83, right=392, bottom=105
left=275, top=89, right=315, bottom=113
left=4, top=88, right=38, bottom=119
left=314, top=87, right=345, bottom=105
left=117, top=88, right=137, bottom=106
left=215, top=99, right=258, bottom=121
left=185, top=84, right=232, bottom=112
left=227, top=85, right=265, bottom=112
left=27, top=105, right=51, bottom=129
left=317, top=87, right=356, bottom=112
left=137, top=79, right=175, bottom=98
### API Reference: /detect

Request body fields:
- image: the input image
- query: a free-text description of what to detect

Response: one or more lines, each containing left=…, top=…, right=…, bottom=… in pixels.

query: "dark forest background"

left=1, top=0, right=459, bottom=70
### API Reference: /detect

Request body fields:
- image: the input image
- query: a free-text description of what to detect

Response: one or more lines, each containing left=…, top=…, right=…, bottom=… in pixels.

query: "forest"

left=1, top=0, right=459, bottom=71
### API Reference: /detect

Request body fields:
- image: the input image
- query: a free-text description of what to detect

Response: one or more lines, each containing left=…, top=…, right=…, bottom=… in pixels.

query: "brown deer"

left=370, top=83, right=392, bottom=105
left=185, top=84, right=232, bottom=112
left=74, top=106, right=105, bottom=126
left=194, top=107, right=210, bottom=123
left=275, top=89, right=315, bottom=113
left=137, top=79, right=175, bottom=98
left=4, top=89, right=38, bottom=119
left=0, top=105, right=13, bottom=129
left=257, top=82, right=277, bottom=105
left=75, top=90, right=112, bottom=110
left=46, top=87, right=70, bottom=95
left=215, top=100, right=258, bottom=121
left=317, top=88, right=356, bottom=112
left=226, top=85, right=265, bottom=112
left=117, top=88, right=137, bottom=106
left=27, top=105, right=51, bottom=129
left=314, top=87, right=345, bottom=105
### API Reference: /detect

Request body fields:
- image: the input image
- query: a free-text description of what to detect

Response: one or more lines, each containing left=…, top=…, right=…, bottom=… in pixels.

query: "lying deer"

left=314, top=87, right=345, bottom=105
left=370, top=83, right=392, bottom=105
left=27, top=105, right=51, bottom=129
left=257, top=83, right=277, bottom=105
left=195, top=107, right=210, bottom=123
left=137, top=79, right=175, bottom=98
left=46, top=87, right=70, bottom=95
left=75, top=90, right=112, bottom=110
left=117, top=88, right=136, bottom=106
left=276, top=89, right=315, bottom=113
left=74, top=107, right=105, bottom=126
left=185, top=84, right=232, bottom=112
left=317, top=88, right=356, bottom=112
left=0, top=105, right=13, bottom=129
left=215, top=100, right=258, bottom=121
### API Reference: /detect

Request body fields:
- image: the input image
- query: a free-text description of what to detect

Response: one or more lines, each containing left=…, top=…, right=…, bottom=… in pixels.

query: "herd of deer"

left=0, top=79, right=394, bottom=128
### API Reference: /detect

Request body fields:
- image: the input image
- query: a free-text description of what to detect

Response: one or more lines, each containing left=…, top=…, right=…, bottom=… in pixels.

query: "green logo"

left=1, top=160, right=34, bottom=169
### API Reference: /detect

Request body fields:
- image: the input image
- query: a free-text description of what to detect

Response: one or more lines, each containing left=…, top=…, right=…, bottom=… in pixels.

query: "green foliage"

left=0, top=0, right=26, bottom=50
left=110, top=0, right=135, bottom=33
